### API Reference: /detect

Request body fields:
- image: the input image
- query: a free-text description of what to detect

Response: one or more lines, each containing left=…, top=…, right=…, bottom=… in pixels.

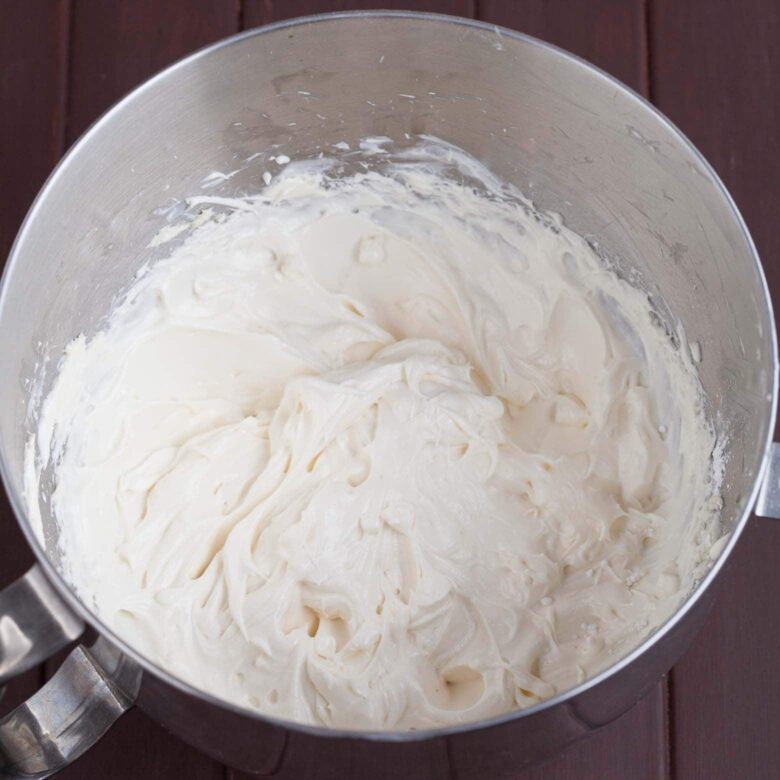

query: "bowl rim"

left=1, top=8, right=776, bottom=743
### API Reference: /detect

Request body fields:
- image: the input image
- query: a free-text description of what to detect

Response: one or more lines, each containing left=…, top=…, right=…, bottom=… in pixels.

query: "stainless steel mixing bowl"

left=1, top=11, right=778, bottom=779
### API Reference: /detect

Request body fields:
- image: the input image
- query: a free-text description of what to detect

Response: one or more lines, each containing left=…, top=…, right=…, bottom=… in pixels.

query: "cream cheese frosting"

left=27, top=138, right=723, bottom=730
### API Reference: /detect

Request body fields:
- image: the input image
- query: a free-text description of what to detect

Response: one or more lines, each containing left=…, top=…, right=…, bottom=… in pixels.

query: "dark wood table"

left=2, top=2, right=778, bottom=778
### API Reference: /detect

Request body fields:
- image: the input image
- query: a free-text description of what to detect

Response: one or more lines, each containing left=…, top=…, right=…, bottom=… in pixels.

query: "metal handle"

left=0, top=639, right=140, bottom=779
left=0, top=567, right=140, bottom=778
left=0, top=566, right=83, bottom=686
left=755, top=442, right=780, bottom=518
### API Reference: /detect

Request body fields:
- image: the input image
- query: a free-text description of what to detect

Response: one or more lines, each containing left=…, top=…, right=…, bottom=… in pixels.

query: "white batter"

left=27, top=139, right=723, bottom=730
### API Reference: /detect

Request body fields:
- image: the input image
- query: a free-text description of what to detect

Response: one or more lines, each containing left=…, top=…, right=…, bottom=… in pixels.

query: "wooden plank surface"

left=650, top=2, right=780, bottom=778
left=0, top=0, right=69, bottom=712
left=242, top=0, right=476, bottom=27
left=67, top=0, right=240, bottom=140
left=479, top=0, right=648, bottom=93
left=476, top=5, right=669, bottom=778
left=523, top=687, right=668, bottom=780
left=45, top=3, right=239, bottom=778
left=234, top=3, right=668, bottom=779
left=1, top=1, right=778, bottom=778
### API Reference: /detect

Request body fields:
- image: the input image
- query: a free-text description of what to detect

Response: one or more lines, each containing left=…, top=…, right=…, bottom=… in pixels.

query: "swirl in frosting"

left=28, top=139, right=722, bottom=729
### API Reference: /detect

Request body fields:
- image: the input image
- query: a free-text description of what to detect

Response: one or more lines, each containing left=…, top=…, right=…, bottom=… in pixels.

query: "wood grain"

left=230, top=10, right=473, bottom=780
left=477, top=5, right=667, bottom=778
left=0, top=0, right=69, bottom=258
left=0, top=0, right=69, bottom=713
left=232, top=2, right=666, bottom=778
left=242, top=0, right=476, bottom=28
left=651, top=2, right=780, bottom=777
left=67, top=0, right=240, bottom=143
left=524, top=686, right=667, bottom=780
left=474, top=3, right=668, bottom=778
left=478, top=0, right=648, bottom=93
left=45, top=3, right=240, bottom=777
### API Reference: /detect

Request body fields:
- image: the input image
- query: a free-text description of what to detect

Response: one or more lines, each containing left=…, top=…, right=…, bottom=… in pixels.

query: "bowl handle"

left=0, top=565, right=83, bottom=686
left=0, top=568, right=139, bottom=778
left=755, top=442, right=780, bottom=519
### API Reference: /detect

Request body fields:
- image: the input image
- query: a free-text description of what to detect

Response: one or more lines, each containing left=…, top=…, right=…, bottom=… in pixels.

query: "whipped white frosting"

left=28, top=139, right=722, bottom=730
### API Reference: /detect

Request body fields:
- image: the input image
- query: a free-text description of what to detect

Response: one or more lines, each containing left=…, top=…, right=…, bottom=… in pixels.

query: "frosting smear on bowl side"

left=27, top=139, right=723, bottom=730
